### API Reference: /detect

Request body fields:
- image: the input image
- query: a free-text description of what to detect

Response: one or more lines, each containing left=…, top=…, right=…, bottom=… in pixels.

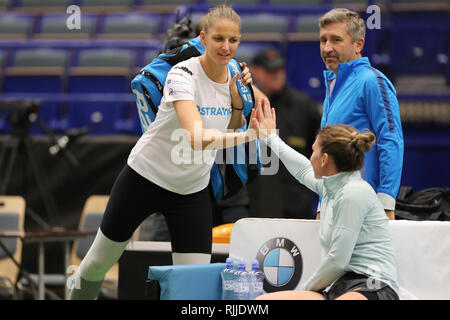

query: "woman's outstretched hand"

left=250, top=98, right=277, bottom=139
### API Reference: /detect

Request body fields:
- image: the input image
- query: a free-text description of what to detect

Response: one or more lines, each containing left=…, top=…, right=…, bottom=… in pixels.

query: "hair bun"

left=352, top=132, right=376, bottom=153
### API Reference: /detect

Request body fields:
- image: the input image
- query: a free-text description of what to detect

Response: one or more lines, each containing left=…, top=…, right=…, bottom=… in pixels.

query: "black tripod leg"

left=0, top=137, right=7, bottom=169
left=0, top=239, right=63, bottom=299
left=23, top=138, right=59, bottom=226
left=0, top=239, right=36, bottom=296
left=0, top=137, right=19, bottom=194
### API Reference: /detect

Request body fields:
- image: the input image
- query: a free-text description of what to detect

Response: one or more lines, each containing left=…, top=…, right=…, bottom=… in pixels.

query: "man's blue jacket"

left=321, top=57, right=404, bottom=210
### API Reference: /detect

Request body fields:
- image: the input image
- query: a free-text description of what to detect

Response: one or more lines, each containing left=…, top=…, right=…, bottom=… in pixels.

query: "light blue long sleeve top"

left=265, top=133, right=399, bottom=293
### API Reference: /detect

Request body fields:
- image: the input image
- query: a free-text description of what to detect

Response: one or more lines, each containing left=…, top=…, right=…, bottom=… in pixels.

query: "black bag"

left=395, top=186, right=450, bottom=221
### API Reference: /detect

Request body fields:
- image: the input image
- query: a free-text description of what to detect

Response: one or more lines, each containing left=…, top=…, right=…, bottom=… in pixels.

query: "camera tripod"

left=0, top=102, right=59, bottom=227
left=0, top=101, right=69, bottom=299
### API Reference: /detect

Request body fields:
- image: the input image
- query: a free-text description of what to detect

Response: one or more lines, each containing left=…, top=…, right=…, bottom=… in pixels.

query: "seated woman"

left=252, top=99, right=399, bottom=300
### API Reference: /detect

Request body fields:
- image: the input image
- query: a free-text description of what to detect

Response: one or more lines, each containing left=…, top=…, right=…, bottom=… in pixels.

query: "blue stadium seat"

left=240, top=13, right=290, bottom=43
left=286, top=40, right=324, bottom=102
left=401, top=125, right=450, bottom=191
left=332, top=0, right=367, bottom=7
left=141, top=0, right=195, bottom=4
left=0, top=14, right=33, bottom=40
left=80, top=0, right=135, bottom=12
left=389, top=28, right=448, bottom=75
left=388, top=10, right=449, bottom=76
left=3, top=48, right=69, bottom=133
left=0, top=0, right=11, bottom=11
left=206, top=0, right=262, bottom=5
left=294, top=15, right=320, bottom=34
left=36, top=14, right=97, bottom=40
left=76, top=48, right=135, bottom=69
left=267, top=0, right=324, bottom=5
left=114, top=101, right=142, bottom=136
left=97, top=13, right=161, bottom=40
left=137, top=0, right=196, bottom=13
left=16, top=0, right=73, bottom=12
left=394, top=0, right=448, bottom=3
left=287, top=14, right=321, bottom=43
left=67, top=48, right=136, bottom=135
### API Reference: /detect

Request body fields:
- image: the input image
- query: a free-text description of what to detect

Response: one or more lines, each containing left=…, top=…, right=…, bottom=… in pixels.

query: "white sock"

left=172, top=252, right=211, bottom=265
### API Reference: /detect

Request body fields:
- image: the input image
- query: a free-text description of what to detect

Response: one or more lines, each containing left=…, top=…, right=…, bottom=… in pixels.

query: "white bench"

left=229, top=218, right=450, bottom=300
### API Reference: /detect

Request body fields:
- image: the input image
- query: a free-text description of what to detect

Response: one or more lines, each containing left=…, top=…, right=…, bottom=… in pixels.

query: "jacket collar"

left=322, top=170, right=361, bottom=197
left=324, top=57, right=371, bottom=81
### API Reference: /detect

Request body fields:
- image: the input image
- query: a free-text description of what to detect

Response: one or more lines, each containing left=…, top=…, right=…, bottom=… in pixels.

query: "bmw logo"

left=256, top=238, right=303, bottom=292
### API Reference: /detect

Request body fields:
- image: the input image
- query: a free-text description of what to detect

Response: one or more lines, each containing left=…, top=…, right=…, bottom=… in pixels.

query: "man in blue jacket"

left=317, top=8, right=404, bottom=220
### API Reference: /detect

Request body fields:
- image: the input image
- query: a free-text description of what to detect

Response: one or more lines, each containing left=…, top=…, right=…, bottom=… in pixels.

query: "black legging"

left=100, top=165, right=213, bottom=254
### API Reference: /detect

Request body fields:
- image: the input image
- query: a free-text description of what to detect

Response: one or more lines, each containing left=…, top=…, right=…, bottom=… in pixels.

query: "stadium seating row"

left=0, top=42, right=277, bottom=136
left=0, top=11, right=326, bottom=40
left=0, top=2, right=448, bottom=136
left=0, top=26, right=448, bottom=93
left=0, top=0, right=448, bottom=13
left=0, top=47, right=160, bottom=71
left=0, top=42, right=277, bottom=70
left=1, top=2, right=448, bottom=41
left=1, top=3, right=447, bottom=76
left=0, top=44, right=448, bottom=136
left=0, top=0, right=407, bottom=13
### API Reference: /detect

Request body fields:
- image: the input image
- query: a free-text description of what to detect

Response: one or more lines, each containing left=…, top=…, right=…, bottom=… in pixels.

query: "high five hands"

left=249, top=98, right=277, bottom=139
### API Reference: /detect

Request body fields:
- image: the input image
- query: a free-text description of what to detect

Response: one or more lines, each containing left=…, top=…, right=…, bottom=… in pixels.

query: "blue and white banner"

left=229, top=218, right=450, bottom=300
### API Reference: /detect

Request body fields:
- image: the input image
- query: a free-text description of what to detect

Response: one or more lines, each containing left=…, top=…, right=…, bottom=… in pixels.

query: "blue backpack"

left=131, top=36, right=263, bottom=201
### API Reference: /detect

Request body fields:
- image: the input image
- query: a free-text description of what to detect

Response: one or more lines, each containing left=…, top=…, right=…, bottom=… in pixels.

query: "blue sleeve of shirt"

left=363, top=73, right=404, bottom=200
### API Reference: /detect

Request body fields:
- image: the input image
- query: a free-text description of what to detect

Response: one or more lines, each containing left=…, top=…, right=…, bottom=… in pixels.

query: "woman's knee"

left=255, top=290, right=326, bottom=300
left=335, top=291, right=368, bottom=300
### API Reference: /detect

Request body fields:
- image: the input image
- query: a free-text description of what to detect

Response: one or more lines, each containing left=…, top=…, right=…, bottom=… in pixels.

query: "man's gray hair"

left=319, top=8, right=366, bottom=42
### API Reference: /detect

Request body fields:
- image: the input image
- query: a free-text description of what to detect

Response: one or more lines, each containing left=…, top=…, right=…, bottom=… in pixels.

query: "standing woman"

left=253, top=100, right=399, bottom=300
left=69, top=5, right=258, bottom=300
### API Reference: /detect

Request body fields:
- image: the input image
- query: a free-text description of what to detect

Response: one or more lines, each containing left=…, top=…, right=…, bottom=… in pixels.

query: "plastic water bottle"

left=249, top=259, right=265, bottom=299
left=221, top=258, right=236, bottom=300
left=235, top=260, right=250, bottom=300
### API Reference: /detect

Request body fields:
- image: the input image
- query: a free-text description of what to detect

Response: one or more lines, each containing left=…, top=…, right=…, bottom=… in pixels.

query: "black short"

left=322, top=272, right=399, bottom=300
left=100, top=165, right=213, bottom=254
